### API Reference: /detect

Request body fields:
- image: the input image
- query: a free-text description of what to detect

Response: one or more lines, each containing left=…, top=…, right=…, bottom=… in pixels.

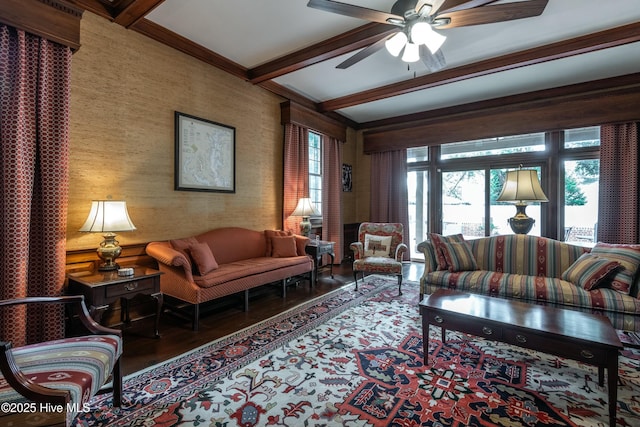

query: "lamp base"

left=299, top=216, right=312, bottom=237
left=97, top=233, right=122, bottom=271
left=508, top=204, right=535, bottom=235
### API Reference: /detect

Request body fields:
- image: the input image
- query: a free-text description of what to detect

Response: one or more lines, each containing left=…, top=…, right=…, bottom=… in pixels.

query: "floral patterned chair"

left=350, top=222, right=408, bottom=294
left=0, top=295, right=122, bottom=426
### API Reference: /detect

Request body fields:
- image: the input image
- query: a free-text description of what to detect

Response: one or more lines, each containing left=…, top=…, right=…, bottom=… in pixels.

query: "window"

left=308, top=132, right=322, bottom=215
left=406, top=126, right=601, bottom=260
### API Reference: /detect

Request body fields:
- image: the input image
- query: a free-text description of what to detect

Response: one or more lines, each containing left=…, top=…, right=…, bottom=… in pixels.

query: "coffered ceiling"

left=71, top=0, right=640, bottom=128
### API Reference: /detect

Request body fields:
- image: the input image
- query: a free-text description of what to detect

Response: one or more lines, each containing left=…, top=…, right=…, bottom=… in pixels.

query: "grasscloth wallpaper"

left=67, top=13, right=362, bottom=251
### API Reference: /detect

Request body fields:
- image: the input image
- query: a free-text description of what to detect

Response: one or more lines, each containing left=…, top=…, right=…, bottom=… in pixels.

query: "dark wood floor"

left=118, top=261, right=424, bottom=376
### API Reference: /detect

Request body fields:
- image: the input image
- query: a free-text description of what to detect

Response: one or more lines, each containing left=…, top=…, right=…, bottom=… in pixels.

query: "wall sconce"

left=79, top=200, right=137, bottom=271
left=291, top=197, right=319, bottom=237
left=497, top=166, right=548, bottom=234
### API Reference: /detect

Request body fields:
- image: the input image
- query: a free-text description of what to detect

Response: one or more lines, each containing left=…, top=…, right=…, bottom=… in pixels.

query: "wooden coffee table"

left=420, top=289, right=623, bottom=426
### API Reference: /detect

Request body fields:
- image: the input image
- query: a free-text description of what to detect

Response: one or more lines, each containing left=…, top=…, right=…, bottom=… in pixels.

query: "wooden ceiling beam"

left=318, top=21, right=640, bottom=112
left=248, top=23, right=396, bottom=84
left=113, top=0, right=166, bottom=27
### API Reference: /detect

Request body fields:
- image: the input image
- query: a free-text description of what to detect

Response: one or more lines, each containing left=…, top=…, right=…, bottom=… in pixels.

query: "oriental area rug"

left=75, top=275, right=640, bottom=427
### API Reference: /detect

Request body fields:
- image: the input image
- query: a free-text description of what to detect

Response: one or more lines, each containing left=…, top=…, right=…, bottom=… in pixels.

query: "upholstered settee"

left=146, top=227, right=313, bottom=330
left=418, top=234, right=640, bottom=331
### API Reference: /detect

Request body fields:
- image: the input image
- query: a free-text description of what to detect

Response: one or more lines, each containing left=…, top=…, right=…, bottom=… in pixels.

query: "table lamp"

left=292, top=197, right=319, bottom=237
left=497, top=166, right=548, bottom=234
left=80, top=200, right=137, bottom=271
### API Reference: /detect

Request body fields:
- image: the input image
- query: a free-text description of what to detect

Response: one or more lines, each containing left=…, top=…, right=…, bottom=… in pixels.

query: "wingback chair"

left=0, top=296, right=123, bottom=427
left=350, top=222, right=408, bottom=295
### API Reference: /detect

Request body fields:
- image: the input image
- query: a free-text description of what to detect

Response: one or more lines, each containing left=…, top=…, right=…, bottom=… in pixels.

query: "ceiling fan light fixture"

left=385, top=31, right=408, bottom=57
left=401, top=41, right=420, bottom=62
left=410, top=21, right=431, bottom=44
left=423, top=28, right=446, bottom=54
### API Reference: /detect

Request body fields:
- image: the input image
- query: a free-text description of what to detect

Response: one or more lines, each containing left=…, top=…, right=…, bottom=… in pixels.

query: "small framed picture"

left=175, top=111, right=235, bottom=193
left=342, top=164, right=352, bottom=192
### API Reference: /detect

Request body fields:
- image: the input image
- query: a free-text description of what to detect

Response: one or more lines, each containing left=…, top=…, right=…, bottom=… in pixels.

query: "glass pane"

left=408, top=170, right=428, bottom=259
left=441, top=133, right=545, bottom=160
left=564, top=159, right=599, bottom=245
left=490, top=167, right=543, bottom=237
left=441, top=170, right=486, bottom=239
left=407, top=147, right=428, bottom=163
left=564, top=126, right=600, bottom=149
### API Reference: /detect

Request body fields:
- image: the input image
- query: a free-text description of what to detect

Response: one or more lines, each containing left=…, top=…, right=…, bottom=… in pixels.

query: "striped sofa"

left=418, top=234, right=640, bottom=331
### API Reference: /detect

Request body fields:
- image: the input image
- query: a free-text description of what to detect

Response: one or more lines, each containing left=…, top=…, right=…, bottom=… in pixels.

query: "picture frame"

left=175, top=111, right=236, bottom=193
left=342, top=163, right=352, bottom=192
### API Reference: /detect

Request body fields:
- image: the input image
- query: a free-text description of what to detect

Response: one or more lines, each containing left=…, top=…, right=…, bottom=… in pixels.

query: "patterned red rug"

left=75, top=275, right=640, bottom=426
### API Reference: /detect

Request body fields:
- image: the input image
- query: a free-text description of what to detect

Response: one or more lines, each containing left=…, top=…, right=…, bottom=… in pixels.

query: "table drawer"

left=428, top=311, right=503, bottom=340
left=105, top=277, right=156, bottom=298
left=502, top=329, right=609, bottom=363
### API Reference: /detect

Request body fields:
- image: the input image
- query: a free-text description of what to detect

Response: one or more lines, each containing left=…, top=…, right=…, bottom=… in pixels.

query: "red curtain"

left=283, top=124, right=309, bottom=233
left=0, top=25, right=71, bottom=346
left=598, top=123, right=639, bottom=244
left=370, top=150, right=410, bottom=260
left=322, top=136, right=343, bottom=263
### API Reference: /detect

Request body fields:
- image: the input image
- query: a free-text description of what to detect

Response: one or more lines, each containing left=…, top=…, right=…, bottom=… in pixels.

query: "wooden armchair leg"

left=397, top=275, right=403, bottom=296
left=112, top=356, right=123, bottom=407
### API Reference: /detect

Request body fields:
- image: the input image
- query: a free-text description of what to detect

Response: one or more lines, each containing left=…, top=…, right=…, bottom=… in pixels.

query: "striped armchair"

left=350, top=222, right=408, bottom=295
left=0, top=296, right=122, bottom=426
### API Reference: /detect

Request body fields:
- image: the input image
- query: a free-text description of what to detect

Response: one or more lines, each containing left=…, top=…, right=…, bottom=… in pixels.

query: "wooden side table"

left=305, top=240, right=335, bottom=285
left=67, top=266, right=163, bottom=338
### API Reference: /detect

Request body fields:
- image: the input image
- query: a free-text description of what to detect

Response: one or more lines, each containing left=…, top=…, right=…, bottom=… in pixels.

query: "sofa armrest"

left=146, top=242, right=194, bottom=281
left=417, top=240, right=437, bottom=273
left=350, top=242, right=364, bottom=260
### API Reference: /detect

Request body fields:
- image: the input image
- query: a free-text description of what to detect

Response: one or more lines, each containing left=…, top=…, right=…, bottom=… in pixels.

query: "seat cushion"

left=0, top=335, right=121, bottom=422
left=353, top=257, right=402, bottom=274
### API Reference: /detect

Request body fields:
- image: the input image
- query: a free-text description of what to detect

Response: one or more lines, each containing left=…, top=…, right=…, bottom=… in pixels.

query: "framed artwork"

left=342, top=163, right=352, bottom=192
left=175, top=111, right=235, bottom=193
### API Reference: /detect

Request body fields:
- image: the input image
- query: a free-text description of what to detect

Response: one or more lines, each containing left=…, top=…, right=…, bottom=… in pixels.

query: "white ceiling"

left=145, top=0, right=640, bottom=124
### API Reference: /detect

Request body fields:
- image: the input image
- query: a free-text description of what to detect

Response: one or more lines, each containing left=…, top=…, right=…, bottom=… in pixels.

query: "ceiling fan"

left=307, top=0, right=549, bottom=72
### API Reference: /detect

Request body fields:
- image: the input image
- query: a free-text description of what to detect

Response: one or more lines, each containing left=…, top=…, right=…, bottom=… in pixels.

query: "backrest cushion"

left=358, top=223, right=404, bottom=258
left=590, top=243, right=640, bottom=296
left=169, top=236, right=199, bottom=269
left=265, top=230, right=293, bottom=256
left=196, top=227, right=267, bottom=264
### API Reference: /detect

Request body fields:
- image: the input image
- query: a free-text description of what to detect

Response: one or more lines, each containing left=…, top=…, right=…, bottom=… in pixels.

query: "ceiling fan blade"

left=420, top=45, right=446, bottom=72
left=435, top=0, right=549, bottom=29
left=336, top=35, right=390, bottom=69
left=307, top=0, right=404, bottom=26
left=429, top=0, right=497, bottom=17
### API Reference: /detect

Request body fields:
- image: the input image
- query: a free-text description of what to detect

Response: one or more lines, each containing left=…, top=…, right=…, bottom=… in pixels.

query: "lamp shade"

left=411, top=22, right=447, bottom=54
left=79, top=200, right=137, bottom=232
left=497, top=170, right=549, bottom=203
left=385, top=31, right=407, bottom=57
left=291, top=197, right=319, bottom=217
left=401, top=42, right=420, bottom=63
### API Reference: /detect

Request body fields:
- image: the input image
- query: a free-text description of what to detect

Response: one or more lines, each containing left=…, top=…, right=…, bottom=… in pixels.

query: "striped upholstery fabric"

left=0, top=335, right=121, bottom=424
left=441, top=241, right=478, bottom=272
left=419, top=234, right=640, bottom=331
left=561, top=253, right=621, bottom=291
left=591, top=243, right=640, bottom=296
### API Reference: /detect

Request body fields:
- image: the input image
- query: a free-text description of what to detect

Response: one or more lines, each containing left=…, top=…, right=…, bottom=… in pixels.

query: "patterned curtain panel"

left=598, top=123, right=639, bottom=244
left=283, top=123, right=309, bottom=233
left=0, top=25, right=71, bottom=346
left=370, top=150, right=410, bottom=260
left=322, top=136, right=343, bottom=263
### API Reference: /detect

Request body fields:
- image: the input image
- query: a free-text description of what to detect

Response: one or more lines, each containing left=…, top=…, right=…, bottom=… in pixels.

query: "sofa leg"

left=192, top=303, right=200, bottom=332
left=282, top=279, right=287, bottom=298
left=112, top=355, right=123, bottom=407
left=397, top=275, right=403, bottom=296
left=244, top=290, right=249, bottom=312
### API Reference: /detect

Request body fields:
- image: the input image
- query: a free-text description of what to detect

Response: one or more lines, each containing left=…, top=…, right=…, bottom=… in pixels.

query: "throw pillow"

left=363, top=234, right=392, bottom=257
left=441, top=241, right=478, bottom=272
left=272, top=235, right=298, bottom=257
left=561, top=253, right=621, bottom=291
left=429, top=233, right=465, bottom=270
left=169, top=236, right=199, bottom=268
left=187, top=242, right=219, bottom=275
left=294, top=235, right=310, bottom=256
left=264, top=230, right=292, bottom=257
left=590, top=243, right=640, bottom=295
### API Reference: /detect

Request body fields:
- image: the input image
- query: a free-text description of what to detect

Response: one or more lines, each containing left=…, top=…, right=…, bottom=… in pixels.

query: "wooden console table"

left=420, top=289, right=622, bottom=426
